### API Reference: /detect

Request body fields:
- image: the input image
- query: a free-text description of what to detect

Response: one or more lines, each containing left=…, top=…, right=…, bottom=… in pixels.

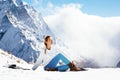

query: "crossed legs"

left=44, top=53, right=70, bottom=71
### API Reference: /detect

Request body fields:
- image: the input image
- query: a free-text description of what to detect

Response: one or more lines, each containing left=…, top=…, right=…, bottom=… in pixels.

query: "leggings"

left=44, top=53, right=70, bottom=71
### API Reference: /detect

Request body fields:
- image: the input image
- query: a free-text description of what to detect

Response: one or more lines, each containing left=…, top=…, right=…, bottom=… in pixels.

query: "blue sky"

left=23, top=0, right=120, bottom=17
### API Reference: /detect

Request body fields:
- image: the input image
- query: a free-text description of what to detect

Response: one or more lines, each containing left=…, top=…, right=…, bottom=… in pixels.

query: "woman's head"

left=44, top=36, right=53, bottom=50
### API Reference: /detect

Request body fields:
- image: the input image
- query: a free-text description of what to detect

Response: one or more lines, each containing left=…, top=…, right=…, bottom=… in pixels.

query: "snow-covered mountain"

left=0, top=0, right=55, bottom=63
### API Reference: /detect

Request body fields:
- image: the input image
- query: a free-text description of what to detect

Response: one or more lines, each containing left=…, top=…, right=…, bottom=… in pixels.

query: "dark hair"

left=44, top=36, right=51, bottom=47
left=44, top=36, right=51, bottom=42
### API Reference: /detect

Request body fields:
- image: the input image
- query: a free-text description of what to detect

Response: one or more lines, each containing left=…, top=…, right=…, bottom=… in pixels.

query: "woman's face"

left=46, top=37, right=53, bottom=50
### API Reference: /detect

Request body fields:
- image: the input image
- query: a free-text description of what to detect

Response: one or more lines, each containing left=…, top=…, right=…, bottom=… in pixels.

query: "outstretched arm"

left=32, top=51, right=45, bottom=70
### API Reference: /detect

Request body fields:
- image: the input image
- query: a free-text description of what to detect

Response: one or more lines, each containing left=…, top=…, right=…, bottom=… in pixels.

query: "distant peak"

left=16, top=0, right=23, bottom=5
left=11, top=0, right=23, bottom=6
left=0, top=0, right=23, bottom=6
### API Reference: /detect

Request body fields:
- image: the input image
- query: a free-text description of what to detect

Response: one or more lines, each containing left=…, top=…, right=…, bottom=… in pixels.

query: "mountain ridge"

left=0, top=0, right=55, bottom=63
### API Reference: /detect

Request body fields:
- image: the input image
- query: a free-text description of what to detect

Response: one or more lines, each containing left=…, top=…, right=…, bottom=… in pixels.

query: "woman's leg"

left=44, top=53, right=70, bottom=70
left=56, top=65, right=69, bottom=71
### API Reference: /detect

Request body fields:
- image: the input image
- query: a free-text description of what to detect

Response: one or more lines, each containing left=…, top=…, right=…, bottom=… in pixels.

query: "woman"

left=32, top=36, right=84, bottom=71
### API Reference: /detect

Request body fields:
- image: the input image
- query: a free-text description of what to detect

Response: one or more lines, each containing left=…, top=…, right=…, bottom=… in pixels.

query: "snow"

left=0, top=49, right=120, bottom=80
left=0, top=49, right=27, bottom=66
left=12, top=0, right=23, bottom=6
left=0, top=65, right=120, bottom=80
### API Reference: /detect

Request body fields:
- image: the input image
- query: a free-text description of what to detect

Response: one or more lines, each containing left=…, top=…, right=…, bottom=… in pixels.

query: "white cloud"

left=40, top=3, right=83, bottom=16
left=43, top=3, right=120, bottom=67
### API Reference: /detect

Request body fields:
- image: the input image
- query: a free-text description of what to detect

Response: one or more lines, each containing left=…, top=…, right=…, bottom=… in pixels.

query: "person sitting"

left=32, top=36, right=85, bottom=71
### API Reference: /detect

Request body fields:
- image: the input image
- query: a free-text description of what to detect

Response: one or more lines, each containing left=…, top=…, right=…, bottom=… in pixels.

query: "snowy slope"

left=0, top=49, right=27, bottom=67
left=0, top=0, right=55, bottom=63
left=0, top=49, right=120, bottom=80
left=1, top=67, right=120, bottom=80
